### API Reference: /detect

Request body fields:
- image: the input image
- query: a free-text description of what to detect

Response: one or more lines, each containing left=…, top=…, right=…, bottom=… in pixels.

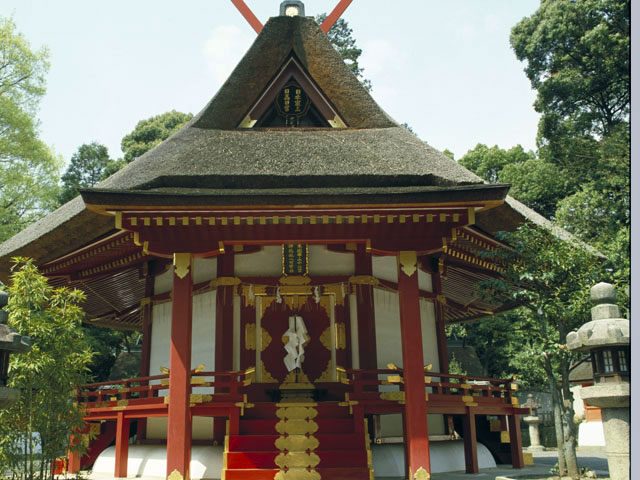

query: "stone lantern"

left=521, top=394, right=544, bottom=451
left=566, top=282, right=629, bottom=480
left=0, top=289, right=32, bottom=409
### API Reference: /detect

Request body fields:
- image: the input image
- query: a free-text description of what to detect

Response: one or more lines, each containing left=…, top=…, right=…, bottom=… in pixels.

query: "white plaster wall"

left=418, top=269, right=433, bottom=292
left=92, top=445, right=224, bottom=479
left=154, top=266, right=174, bottom=295
left=308, top=245, right=354, bottom=275
left=371, top=440, right=496, bottom=475
left=193, top=257, right=217, bottom=284
left=372, top=255, right=397, bottom=283
left=234, top=246, right=282, bottom=276
left=147, top=291, right=217, bottom=441
left=374, top=289, right=444, bottom=437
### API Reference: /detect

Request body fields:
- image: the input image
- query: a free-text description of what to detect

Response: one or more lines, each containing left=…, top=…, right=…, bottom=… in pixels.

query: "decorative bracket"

left=173, top=253, right=192, bottom=279
left=399, top=251, right=418, bottom=277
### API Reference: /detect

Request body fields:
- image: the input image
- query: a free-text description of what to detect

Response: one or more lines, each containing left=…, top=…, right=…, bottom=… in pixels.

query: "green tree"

left=0, top=16, right=61, bottom=242
left=0, top=258, right=93, bottom=480
left=478, top=225, right=604, bottom=479
left=58, top=142, right=111, bottom=204
left=316, top=14, right=371, bottom=91
left=510, top=0, right=630, bottom=143
left=121, top=110, right=193, bottom=163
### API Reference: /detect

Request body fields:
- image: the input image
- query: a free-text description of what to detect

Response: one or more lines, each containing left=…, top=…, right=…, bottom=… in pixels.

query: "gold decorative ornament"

left=348, top=275, right=380, bottom=286
left=315, top=361, right=334, bottom=382
left=275, top=418, right=319, bottom=435
left=210, top=277, right=241, bottom=288
left=279, top=276, right=311, bottom=285
left=260, top=361, right=278, bottom=383
left=399, top=251, right=418, bottom=277
left=319, top=327, right=332, bottom=351
left=387, top=363, right=398, bottom=370
left=275, top=452, right=320, bottom=468
left=282, top=369, right=311, bottom=385
left=335, top=322, right=346, bottom=349
left=261, top=328, right=272, bottom=351
left=245, top=323, right=257, bottom=350
left=323, top=283, right=346, bottom=305
left=274, top=470, right=321, bottom=480
left=501, top=430, right=510, bottom=443
left=380, top=391, right=405, bottom=402
left=160, top=366, right=170, bottom=374
left=387, top=375, right=403, bottom=384
left=275, top=435, right=319, bottom=452
left=173, top=253, right=192, bottom=279
left=414, top=466, right=431, bottom=480
left=276, top=406, right=318, bottom=420
left=167, top=469, right=184, bottom=480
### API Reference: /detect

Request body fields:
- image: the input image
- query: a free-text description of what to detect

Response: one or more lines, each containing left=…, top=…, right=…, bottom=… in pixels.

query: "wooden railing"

left=75, top=369, right=252, bottom=407
left=345, top=368, right=518, bottom=405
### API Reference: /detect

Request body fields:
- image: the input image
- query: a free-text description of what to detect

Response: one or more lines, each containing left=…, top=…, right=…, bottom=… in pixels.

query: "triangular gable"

left=238, top=56, right=347, bottom=128
left=191, top=16, right=396, bottom=130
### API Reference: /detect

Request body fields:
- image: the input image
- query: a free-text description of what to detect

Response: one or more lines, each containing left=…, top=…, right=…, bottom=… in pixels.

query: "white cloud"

left=203, top=25, right=254, bottom=87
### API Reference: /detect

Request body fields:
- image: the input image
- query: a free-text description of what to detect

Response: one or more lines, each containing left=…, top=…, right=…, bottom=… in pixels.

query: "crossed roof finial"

left=230, top=0, right=354, bottom=34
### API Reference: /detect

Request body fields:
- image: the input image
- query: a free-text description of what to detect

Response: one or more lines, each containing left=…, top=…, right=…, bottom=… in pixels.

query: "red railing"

left=345, top=368, right=518, bottom=405
left=75, top=369, right=252, bottom=407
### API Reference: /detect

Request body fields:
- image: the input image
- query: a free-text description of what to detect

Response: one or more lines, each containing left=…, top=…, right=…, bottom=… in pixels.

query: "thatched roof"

left=0, top=15, right=589, bottom=282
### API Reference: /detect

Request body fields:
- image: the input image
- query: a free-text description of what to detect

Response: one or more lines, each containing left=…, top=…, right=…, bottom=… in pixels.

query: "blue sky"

left=1, top=0, right=542, bottom=165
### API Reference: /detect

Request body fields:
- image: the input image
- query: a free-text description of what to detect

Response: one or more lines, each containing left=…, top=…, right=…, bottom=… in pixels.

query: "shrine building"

left=0, top=3, right=558, bottom=479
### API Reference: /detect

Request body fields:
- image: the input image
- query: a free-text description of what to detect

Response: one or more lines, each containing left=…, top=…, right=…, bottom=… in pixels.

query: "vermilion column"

left=114, top=411, right=130, bottom=477
left=214, top=252, right=234, bottom=445
left=166, top=253, right=193, bottom=480
left=397, top=251, right=431, bottom=477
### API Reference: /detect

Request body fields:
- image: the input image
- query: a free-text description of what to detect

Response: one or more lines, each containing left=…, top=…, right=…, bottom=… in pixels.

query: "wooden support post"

left=214, top=252, right=235, bottom=445
left=166, top=253, right=193, bottom=480
left=508, top=414, right=525, bottom=469
left=462, top=408, right=478, bottom=473
left=66, top=441, right=81, bottom=474
left=397, top=251, right=431, bottom=477
left=114, top=411, right=130, bottom=478
left=355, top=245, right=377, bottom=371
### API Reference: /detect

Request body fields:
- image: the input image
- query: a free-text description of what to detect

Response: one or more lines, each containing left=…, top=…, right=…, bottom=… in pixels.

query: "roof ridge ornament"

left=230, top=0, right=353, bottom=35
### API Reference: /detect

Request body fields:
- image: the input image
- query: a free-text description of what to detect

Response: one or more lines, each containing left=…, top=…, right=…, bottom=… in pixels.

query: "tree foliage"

left=0, top=258, right=93, bottom=480
left=510, top=0, right=630, bottom=142
left=121, top=110, right=193, bottom=163
left=316, top=14, right=371, bottom=91
left=58, top=142, right=111, bottom=204
left=0, top=16, right=61, bottom=243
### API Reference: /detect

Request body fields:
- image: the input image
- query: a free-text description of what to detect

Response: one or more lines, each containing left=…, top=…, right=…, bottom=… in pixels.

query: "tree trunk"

left=544, top=353, right=566, bottom=476
left=560, top=355, right=580, bottom=479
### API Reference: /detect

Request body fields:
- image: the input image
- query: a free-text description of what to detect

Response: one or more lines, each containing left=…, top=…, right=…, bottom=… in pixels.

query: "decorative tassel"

left=314, top=286, right=321, bottom=304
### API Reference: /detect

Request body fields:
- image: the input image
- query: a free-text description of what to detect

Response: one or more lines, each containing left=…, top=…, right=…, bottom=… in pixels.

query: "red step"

left=228, top=432, right=365, bottom=451
left=226, top=449, right=369, bottom=469
left=239, top=418, right=354, bottom=435
left=224, top=402, right=373, bottom=480
left=223, top=468, right=371, bottom=480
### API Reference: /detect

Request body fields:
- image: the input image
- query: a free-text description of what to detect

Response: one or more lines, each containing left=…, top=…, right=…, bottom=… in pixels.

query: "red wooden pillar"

left=397, top=251, right=430, bottom=477
left=462, top=407, right=478, bottom=473
left=214, top=252, right=234, bottom=444
left=508, top=414, right=525, bottom=468
left=66, top=436, right=81, bottom=473
left=166, top=253, right=193, bottom=480
left=114, top=411, right=130, bottom=477
left=355, top=245, right=377, bottom=370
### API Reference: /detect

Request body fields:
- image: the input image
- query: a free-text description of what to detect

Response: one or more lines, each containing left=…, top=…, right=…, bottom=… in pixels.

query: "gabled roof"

left=0, top=14, right=584, bottom=283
